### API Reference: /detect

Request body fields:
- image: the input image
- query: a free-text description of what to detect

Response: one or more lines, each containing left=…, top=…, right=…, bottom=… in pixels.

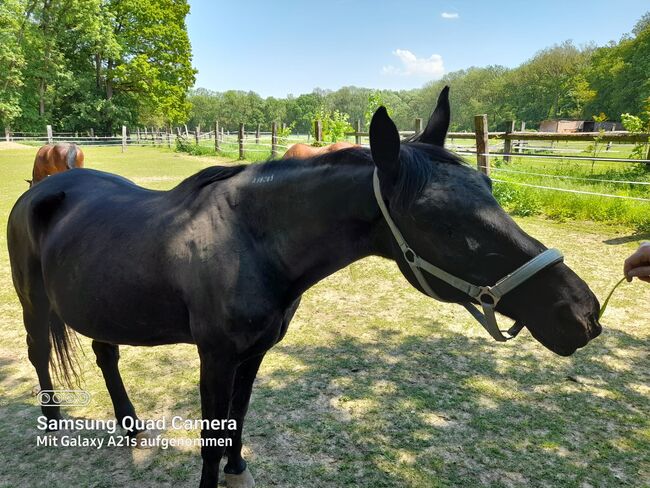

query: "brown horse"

left=282, top=141, right=359, bottom=159
left=28, top=143, right=84, bottom=187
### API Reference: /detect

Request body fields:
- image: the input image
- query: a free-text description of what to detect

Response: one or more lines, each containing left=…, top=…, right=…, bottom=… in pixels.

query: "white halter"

left=373, top=169, right=564, bottom=342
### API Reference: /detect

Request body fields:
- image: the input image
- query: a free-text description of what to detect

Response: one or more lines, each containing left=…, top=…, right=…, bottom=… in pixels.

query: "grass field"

left=0, top=145, right=648, bottom=487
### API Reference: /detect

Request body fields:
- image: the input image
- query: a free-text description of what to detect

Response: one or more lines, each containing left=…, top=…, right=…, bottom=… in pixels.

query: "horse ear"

left=370, top=106, right=401, bottom=182
left=418, top=85, right=450, bottom=146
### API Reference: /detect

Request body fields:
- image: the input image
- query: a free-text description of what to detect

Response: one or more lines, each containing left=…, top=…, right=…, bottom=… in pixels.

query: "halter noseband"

left=372, top=169, right=564, bottom=342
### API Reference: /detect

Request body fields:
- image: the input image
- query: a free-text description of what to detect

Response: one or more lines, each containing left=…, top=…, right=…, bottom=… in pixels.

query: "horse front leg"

left=223, top=354, right=265, bottom=488
left=198, top=346, right=237, bottom=488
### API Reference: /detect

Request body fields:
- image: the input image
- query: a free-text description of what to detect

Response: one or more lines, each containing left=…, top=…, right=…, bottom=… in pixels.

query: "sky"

left=187, top=0, right=648, bottom=98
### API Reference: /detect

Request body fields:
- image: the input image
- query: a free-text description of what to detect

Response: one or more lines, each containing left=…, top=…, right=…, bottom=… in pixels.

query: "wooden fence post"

left=46, top=125, right=53, bottom=144
left=256, top=123, right=260, bottom=144
left=517, top=121, right=526, bottom=153
left=214, top=121, right=220, bottom=151
left=271, top=122, right=278, bottom=158
left=474, top=115, right=489, bottom=175
left=5, top=127, right=10, bottom=142
left=195, top=125, right=200, bottom=145
left=355, top=119, right=362, bottom=145
left=414, top=117, right=423, bottom=135
left=167, top=127, right=171, bottom=148
left=238, top=123, right=245, bottom=160
left=314, top=119, right=322, bottom=144
left=503, top=120, right=515, bottom=163
left=122, top=125, right=127, bottom=152
left=184, top=124, right=189, bottom=137
left=90, top=128, right=95, bottom=139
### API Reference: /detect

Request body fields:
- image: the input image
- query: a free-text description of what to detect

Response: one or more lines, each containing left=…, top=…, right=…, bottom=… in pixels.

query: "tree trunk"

left=39, top=79, right=46, bottom=116
left=106, top=60, right=114, bottom=100
left=95, top=53, right=102, bottom=89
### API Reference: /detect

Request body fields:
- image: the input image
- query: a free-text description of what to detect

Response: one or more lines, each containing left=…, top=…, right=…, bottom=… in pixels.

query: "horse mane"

left=171, top=164, right=248, bottom=198
left=170, top=142, right=466, bottom=211
left=392, top=142, right=467, bottom=210
left=267, top=143, right=466, bottom=210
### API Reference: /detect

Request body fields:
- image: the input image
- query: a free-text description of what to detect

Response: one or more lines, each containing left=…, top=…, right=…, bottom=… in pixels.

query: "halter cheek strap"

left=372, top=169, right=564, bottom=342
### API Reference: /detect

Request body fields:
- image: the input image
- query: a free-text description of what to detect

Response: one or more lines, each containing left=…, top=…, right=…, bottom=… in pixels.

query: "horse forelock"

left=386, top=143, right=468, bottom=211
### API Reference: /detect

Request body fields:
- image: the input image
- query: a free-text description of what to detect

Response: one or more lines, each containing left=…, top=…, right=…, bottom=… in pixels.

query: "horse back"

left=31, top=143, right=84, bottom=184
left=8, top=170, right=193, bottom=345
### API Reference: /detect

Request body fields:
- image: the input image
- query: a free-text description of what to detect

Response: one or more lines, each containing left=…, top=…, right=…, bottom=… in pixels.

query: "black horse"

left=7, top=89, right=601, bottom=487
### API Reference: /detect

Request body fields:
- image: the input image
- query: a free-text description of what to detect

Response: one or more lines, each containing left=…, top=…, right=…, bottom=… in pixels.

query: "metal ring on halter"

left=477, top=286, right=500, bottom=307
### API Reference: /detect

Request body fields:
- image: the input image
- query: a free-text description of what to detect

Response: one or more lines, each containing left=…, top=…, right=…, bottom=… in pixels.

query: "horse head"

left=369, top=87, right=601, bottom=356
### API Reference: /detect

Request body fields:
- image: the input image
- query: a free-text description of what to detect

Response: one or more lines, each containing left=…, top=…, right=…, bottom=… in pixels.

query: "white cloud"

left=382, top=49, right=445, bottom=78
left=441, top=12, right=459, bottom=19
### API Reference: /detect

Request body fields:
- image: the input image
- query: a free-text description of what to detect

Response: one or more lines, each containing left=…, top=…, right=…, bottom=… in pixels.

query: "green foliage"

left=311, top=107, right=353, bottom=143
left=493, top=184, right=542, bottom=217
left=584, top=113, right=608, bottom=165
left=0, top=0, right=26, bottom=126
left=491, top=153, right=650, bottom=231
left=621, top=112, right=650, bottom=158
left=277, top=122, right=294, bottom=146
left=175, top=136, right=216, bottom=156
left=364, top=91, right=391, bottom=128
left=3, top=0, right=195, bottom=132
left=584, top=14, right=650, bottom=120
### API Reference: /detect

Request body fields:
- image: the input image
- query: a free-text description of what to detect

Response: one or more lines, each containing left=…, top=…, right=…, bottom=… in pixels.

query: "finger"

left=625, top=250, right=650, bottom=271
left=627, top=266, right=650, bottom=278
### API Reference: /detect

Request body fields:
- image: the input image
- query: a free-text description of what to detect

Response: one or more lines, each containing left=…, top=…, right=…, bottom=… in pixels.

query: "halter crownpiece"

left=372, top=168, right=564, bottom=342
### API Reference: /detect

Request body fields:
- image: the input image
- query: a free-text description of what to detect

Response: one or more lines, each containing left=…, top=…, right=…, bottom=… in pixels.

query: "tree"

left=0, top=0, right=27, bottom=127
left=584, top=19, right=650, bottom=120
left=7, top=0, right=195, bottom=133
left=104, top=0, right=196, bottom=129
left=502, top=42, right=594, bottom=125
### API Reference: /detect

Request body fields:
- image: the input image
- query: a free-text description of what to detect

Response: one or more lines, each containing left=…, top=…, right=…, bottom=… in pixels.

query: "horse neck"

left=240, top=161, right=390, bottom=299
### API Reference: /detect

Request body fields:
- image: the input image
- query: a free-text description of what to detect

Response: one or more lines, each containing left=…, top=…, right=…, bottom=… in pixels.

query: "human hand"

left=624, top=242, right=650, bottom=283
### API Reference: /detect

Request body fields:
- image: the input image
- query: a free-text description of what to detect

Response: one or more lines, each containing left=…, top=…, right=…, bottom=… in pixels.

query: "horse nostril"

left=591, top=321, right=602, bottom=338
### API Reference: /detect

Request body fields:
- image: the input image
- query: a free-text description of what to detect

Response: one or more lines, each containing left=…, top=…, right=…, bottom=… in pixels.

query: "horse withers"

left=7, top=87, right=601, bottom=488
left=27, top=143, right=84, bottom=187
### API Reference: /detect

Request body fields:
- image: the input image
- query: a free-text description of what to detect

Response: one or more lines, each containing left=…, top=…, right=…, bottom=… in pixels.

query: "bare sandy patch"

left=0, top=141, right=32, bottom=150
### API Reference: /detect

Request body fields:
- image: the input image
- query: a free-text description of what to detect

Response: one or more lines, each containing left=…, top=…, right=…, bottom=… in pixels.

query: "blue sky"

left=187, top=1, right=648, bottom=97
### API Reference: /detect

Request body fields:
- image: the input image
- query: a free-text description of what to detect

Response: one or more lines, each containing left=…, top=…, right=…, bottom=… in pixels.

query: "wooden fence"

left=5, top=117, right=650, bottom=166
left=344, top=116, right=650, bottom=175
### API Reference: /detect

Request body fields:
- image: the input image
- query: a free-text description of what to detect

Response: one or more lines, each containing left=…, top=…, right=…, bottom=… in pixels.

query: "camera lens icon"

left=37, top=390, right=91, bottom=406
left=37, top=391, right=51, bottom=405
